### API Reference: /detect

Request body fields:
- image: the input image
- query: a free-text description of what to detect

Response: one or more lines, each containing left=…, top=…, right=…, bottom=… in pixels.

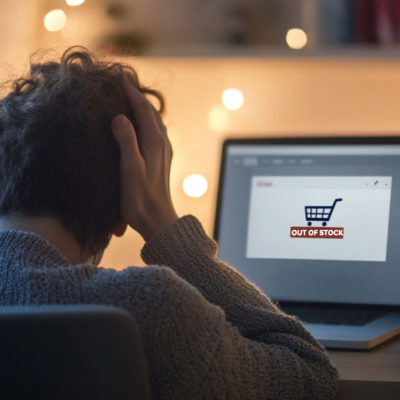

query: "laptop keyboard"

left=280, top=306, right=387, bottom=326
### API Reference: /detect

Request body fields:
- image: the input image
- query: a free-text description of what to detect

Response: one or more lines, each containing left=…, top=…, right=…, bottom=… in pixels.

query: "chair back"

left=0, top=305, right=151, bottom=400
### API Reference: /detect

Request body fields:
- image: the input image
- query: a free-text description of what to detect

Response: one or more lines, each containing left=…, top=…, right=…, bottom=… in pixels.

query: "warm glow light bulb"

left=66, top=0, right=85, bottom=5
left=222, top=89, right=244, bottom=110
left=44, top=10, right=67, bottom=31
left=286, top=28, right=307, bottom=50
left=183, top=175, right=208, bottom=198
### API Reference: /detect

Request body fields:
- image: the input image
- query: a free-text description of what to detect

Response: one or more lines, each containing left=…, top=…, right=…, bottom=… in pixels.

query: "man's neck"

left=0, top=215, right=94, bottom=265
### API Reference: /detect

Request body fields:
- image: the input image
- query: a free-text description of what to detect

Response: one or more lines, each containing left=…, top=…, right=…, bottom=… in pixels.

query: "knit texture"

left=0, top=215, right=339, bottom=399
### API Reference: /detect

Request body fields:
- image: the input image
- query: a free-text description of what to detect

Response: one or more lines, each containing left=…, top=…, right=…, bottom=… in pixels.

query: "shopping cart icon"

left=305, top=198, right=343, bottom=227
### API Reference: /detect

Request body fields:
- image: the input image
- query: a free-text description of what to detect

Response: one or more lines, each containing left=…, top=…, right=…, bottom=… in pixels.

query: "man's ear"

left=112, top=218, right=128, bottom=237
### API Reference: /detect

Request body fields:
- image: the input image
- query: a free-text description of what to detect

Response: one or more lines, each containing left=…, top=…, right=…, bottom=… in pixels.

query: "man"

left=0, top=46, right=339, bottom=399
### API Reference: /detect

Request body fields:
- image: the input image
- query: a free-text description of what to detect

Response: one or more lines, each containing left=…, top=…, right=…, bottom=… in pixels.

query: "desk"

left=329, top=335, right=400, bottom=400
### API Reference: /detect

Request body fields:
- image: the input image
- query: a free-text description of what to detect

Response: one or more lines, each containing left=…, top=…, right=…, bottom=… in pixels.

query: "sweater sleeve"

left=140, top=215, right=340, bottom=399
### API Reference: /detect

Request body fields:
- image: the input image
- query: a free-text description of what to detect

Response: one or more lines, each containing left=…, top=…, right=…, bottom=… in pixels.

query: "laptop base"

left=304, top=315, right=400, bottom=349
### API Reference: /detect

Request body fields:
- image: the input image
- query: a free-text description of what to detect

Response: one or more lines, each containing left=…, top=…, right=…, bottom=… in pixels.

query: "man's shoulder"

left=92, top=265, right=209, bottom=315
left=69, top=263, right=168, bottom=290
left=94, top=264, right=168, bottom=292
left=25, top=262, right=210, bottom=326
left=24, top=263, right=168, bottom=304
left=95, top=264, right=195, bottom=302
left=87, top=264, right=208, bottom=327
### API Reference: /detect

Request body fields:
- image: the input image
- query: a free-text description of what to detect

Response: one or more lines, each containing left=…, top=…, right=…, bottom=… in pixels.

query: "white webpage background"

left=246, top=176, right=392, bottom=262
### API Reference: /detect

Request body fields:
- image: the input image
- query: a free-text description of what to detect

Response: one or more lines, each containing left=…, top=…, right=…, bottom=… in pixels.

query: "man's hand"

left=111, top=82, right=178, bottom=242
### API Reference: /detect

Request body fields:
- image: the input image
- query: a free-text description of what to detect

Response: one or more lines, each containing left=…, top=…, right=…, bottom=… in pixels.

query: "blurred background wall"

left=1, top=0, right=400, bottom=269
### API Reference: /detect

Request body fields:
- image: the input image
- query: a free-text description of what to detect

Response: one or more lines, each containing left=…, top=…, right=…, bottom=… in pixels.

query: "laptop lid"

left=213, top=137, right=400, bottom=307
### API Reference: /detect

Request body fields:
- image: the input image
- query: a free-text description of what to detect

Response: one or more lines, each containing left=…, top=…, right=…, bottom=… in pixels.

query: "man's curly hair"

left=0, top=46, right=165, bottom=256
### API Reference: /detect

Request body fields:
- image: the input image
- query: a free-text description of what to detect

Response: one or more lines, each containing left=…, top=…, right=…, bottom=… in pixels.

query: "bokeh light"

left=66, top=0, right=85, bottom=5
left=183, top=175, right=208, bottom=198
left=44, top=10, right=67, bottom=32
left=286, top=28, right=307, bottom=50
left=208, top=105, right=229, bottom=132
left=222, top=89, right=244, bottom=110
left=61, top=15, right=88, bottom=39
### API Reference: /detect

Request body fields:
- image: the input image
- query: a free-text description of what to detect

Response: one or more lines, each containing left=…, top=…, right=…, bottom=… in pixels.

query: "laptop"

left=213, top=136, right=400, bottom=350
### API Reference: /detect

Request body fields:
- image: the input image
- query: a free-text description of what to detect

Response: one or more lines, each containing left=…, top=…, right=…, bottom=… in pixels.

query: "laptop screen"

left=214, top=140, right=400, bottom=306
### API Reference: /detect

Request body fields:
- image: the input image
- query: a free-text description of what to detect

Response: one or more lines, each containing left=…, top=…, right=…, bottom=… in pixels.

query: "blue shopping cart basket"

left=305, top=198, right=343, bottom=227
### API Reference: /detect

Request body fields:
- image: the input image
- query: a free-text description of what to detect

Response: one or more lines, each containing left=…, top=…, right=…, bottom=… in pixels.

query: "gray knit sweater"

left=0, top=215, right=339, bottom=399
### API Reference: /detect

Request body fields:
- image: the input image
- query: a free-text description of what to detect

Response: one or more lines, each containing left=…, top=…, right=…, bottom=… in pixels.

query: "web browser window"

left=216, top=144, right=400, bottom=305
left=247, top=176, right=392, bottom=262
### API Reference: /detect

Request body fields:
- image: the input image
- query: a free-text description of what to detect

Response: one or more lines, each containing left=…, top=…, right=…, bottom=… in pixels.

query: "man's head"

left=0, top=46, right=164, bottom=259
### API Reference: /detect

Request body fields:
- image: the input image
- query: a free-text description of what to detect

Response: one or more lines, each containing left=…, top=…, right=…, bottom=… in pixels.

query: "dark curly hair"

left=0, top=46, right=165, bottom=256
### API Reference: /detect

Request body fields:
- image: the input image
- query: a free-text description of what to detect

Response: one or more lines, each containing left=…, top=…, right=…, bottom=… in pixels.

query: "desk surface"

left=327, top=334, right=400, bottom=382
left=328, top=335, right=400, bottom=400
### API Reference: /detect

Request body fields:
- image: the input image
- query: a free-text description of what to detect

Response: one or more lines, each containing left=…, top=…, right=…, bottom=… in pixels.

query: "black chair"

left=0, top=305, right=151, bottom=400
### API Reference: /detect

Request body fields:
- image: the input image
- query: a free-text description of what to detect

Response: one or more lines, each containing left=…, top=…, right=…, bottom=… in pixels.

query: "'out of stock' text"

left=290, top=227, right=344, bottom=239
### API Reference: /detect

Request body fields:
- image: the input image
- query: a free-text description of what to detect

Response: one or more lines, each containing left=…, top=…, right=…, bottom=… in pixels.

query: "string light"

left=62, top=15, right=87, bottom=38
left=222, top=89, right=244, bottom=110
left=66, top=0, right=85, bottom=6
left=44, top=10, right=67, bottom=31
left=286, top=29, right=307, bottom=50
left=183, top=175, right=208, bottom=198
left=208, top=105, right=229, bottom=132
